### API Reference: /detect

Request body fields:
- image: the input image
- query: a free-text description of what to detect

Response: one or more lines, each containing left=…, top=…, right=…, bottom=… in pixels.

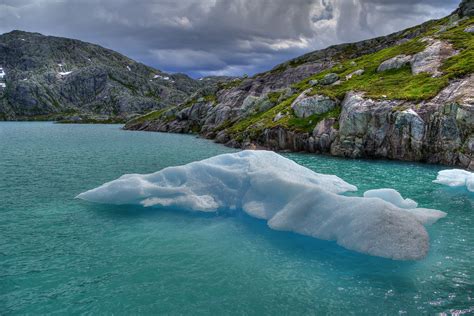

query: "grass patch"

left=125, top=108, right=168, bottom=125
left=440, top=17, right=474, bottom=78
left=218, top=79, right=243, bottom=90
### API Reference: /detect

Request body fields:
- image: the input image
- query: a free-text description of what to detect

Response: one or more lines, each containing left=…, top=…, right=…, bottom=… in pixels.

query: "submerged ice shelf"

left=77, top=151, right=446, bottom=260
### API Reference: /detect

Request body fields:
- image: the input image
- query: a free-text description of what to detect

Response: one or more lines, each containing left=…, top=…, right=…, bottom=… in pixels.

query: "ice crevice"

left=77, top=150, right=446, bottom=260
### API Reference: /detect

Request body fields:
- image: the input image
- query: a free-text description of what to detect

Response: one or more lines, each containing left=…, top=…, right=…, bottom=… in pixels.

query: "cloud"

left=0, top=0, right=460, bottom=77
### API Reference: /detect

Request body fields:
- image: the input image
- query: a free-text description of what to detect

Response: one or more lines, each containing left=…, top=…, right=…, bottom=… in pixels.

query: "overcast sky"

left=0, top=0, right=460, bottom=77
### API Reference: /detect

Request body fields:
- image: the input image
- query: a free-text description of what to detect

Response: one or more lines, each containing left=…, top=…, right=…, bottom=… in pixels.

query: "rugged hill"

left=126, top=0, right=474, bottom=170
left=0, top=30, right=227, bottom=122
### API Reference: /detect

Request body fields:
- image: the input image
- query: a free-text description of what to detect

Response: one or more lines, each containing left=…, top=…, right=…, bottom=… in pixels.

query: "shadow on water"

left=79, top=200, right=422, bottom=289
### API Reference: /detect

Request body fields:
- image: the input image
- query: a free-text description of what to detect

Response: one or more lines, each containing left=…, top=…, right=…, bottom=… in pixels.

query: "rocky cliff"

left=126, top=1, right=474, bottom=170
left=0, top=30, right=230, bottom=122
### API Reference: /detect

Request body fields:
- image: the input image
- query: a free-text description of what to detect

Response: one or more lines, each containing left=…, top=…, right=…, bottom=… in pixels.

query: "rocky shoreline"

left=126, top=76, right=474, bottom=170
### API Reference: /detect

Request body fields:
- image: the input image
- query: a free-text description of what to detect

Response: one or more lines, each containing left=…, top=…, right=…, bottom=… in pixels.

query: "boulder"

left=320, top=73, right=339, bottom=85
left=240, top=94, right=275, bottom=116
left=465, top=25, right=474, bottom=33
left=345, top=69, right=365, bottom=80
left=291, top=91, right=337, bottom=118
left=273, top=112, right=285, bottom=122
left=215, top=130, right=230, bottom=144
left=377, top=55, right=412, bottom=72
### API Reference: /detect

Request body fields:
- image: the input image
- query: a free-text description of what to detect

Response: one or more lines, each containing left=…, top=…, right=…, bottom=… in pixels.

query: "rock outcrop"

left=320, top=73, right=339, bottom=85
left=260, top=76, right=474, bottom=169
left=411, top=39, right=457, bottom=76
left=291, top=91, right=337, bottom=118
left=377, top=55, right=412, bottom=72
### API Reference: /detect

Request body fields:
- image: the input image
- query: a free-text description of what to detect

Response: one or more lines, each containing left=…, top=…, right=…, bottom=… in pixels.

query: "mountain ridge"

left=0, top=30, right=231, bottom=122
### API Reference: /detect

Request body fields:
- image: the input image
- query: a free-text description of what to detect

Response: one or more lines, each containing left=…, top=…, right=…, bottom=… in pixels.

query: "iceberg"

left=433, top=169, right=474, bottom=192
left=77, top=150, right=446, bottom=260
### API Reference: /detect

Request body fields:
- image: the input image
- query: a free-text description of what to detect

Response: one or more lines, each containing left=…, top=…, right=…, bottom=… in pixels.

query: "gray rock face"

left=291, top=91, right=337, bottom=118
left=245, top=76, right=474, bottom=170
left=312, top=118, right=338, bottom=152
left=411, top=39, right=457, bottom=76
left=458, top=0, right=474, bottom=17
left=377, top=55, right=412, bottom=72
left=320, top=73, right=339, bottom=85
left=333, top=77, right=473, bottom=168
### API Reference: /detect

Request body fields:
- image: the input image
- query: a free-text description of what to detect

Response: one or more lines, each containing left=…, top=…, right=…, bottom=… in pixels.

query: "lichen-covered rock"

left=241, top=94, right=275, bottom=116
left=320, top=73, right=339, bottom=85
left=345, top=69, right=364, bottom=80
left=377, top=55, right=412, bottom=72
left=465, top=25, right=474, bottom=33
left=411, top=39, right=457, bottom=76
left=291, top=91, right=337, bottom=118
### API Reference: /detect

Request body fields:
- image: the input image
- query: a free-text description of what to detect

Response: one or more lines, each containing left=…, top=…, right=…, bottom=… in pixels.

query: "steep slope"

left=126, top=0, right=474, bottom=170
left=0, top=30, right=212, bottom=122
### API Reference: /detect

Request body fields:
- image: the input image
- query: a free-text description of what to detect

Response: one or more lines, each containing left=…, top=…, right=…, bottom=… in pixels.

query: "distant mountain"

left=126, top=0, right=474, bottom=170
left=0, top=30, right=231, bottom=122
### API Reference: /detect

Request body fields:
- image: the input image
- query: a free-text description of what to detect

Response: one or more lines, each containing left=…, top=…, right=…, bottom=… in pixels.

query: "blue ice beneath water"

left=78, top=150, right=446, bottom=260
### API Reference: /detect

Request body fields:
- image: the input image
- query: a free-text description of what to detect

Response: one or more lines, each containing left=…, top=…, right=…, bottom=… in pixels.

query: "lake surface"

left=1, top=122, right=472, bottom=315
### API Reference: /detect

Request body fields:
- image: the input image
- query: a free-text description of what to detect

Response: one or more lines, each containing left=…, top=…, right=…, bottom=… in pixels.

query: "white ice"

left=363, top=189, right=446, bottom=225
left=0, top=67, right=5, bottom=79
left=0, top=83, right=5, bottom=88
left=364, top=188, right=418, bottom=209
left=153, top=74, right=169, bottom=80
left=59, top=71, right=72, bottom=76
left=77, top=150, right=446, bottom=260
left=434, top=169, right=474, bottom=192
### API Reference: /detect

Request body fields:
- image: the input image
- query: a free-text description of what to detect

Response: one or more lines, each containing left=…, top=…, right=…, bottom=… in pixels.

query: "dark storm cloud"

left=0, top=0, right=459, bottom=77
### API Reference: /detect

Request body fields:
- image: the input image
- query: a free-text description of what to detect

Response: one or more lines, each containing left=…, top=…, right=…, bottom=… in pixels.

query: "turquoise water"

left=1, top=122, right=472, bottom=315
